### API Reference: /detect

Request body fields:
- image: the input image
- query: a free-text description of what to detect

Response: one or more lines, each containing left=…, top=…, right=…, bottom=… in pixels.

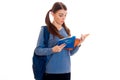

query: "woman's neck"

left=52, top=21, right=62, bottom=31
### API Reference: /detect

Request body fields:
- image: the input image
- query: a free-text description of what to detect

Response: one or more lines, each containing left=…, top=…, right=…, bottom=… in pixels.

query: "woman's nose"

left=62, top=16, right=66, bottom=20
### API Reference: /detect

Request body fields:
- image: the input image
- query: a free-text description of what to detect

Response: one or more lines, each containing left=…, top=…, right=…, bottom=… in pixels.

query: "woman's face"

left=52, top=9, right=67, bottom=25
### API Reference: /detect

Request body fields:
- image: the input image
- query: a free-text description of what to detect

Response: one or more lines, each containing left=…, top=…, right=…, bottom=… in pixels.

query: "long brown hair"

left=45, top=2, right=71, bottom=39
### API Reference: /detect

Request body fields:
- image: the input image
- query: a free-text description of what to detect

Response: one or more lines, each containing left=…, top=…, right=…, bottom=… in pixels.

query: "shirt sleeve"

left=34, top=26, right=53, bottom=56
left=69, top=45, right=81, bottom=56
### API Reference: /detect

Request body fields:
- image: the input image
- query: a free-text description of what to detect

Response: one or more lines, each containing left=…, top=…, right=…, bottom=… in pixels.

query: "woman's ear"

left=51, top=12, right=54, bottom=16
left=49, top=12, right=54, bottom=22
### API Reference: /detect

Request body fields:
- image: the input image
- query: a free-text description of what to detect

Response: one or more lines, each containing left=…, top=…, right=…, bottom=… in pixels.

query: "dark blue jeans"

left=44, top=73, right=71, bottom=80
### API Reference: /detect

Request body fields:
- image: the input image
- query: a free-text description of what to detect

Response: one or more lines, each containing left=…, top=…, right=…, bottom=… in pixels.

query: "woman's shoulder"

left=41, top=25, right=47, bottom=28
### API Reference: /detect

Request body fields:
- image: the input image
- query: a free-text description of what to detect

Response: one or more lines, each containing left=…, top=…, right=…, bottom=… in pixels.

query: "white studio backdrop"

left=0, top=0, right=120, bottom=80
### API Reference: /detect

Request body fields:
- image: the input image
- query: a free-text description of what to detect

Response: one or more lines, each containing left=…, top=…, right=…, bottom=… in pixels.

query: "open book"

left=57, top=36, right=76, bottom=48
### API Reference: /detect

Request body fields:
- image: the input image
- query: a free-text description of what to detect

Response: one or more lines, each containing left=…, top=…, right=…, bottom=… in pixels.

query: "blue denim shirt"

left=35, top=26, right=80, bottom=74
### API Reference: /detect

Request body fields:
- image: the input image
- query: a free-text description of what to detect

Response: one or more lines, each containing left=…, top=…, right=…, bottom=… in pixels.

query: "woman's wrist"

left=77, top=44, right=81, bottom=47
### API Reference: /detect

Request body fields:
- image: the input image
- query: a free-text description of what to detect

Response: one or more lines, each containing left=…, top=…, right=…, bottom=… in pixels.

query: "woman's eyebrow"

left=58, top=13, right=67, bottom=15
left=58, top=13, right=64, bottom=15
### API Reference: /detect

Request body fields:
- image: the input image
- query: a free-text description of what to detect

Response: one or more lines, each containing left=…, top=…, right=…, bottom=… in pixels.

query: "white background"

left=0, top=0, right=120, bottom=80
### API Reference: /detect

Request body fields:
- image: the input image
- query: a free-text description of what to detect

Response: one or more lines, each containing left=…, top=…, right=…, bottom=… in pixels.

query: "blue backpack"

left=32, top=26, right=50, bottom=80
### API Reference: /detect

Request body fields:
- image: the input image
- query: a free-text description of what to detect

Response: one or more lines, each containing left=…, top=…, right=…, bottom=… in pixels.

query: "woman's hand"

left=52, top=43, right=66, bottom=53
left=78, top=34, right=89, bottom=46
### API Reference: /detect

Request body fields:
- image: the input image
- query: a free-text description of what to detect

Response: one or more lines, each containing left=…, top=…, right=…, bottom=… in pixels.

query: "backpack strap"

left=43, top=26, right=50, bottom=47
left=43, top=26, right=53, bottom=66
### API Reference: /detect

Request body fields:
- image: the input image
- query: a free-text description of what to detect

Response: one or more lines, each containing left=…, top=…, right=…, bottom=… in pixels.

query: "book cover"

left=57, top=36, right=76, bottom=48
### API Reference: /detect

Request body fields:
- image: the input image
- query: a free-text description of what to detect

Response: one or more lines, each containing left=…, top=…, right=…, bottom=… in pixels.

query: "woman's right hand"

left=52, top=43, right=66, bottom=53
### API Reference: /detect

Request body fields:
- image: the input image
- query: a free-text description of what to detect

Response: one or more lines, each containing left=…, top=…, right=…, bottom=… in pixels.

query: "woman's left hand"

left=78, top=34, right=89, bottom=46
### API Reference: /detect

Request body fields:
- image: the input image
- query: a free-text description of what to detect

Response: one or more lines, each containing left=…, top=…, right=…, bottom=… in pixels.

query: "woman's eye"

left=59, top=15, right=63, bottom=17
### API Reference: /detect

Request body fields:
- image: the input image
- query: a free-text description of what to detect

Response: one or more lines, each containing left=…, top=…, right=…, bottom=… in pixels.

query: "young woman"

left=34, top=2, right=89, bottom=80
